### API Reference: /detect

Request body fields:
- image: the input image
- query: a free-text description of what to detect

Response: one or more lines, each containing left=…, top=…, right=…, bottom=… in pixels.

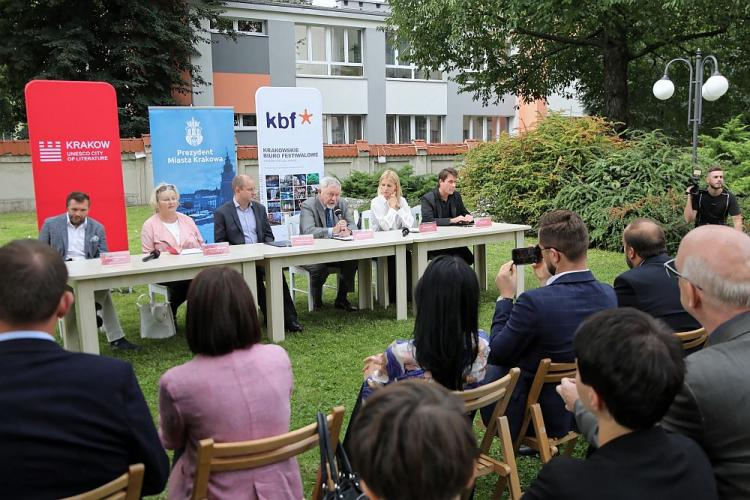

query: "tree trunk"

left=601, top=43, right=630, bottom=131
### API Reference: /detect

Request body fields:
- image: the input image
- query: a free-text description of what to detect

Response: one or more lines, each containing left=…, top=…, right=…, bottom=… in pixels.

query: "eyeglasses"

left=664, top=258, right=702, bottom=290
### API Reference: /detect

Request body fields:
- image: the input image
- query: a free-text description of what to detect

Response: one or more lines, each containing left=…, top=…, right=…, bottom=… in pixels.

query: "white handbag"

left=136, top=294, right=176, bottom=339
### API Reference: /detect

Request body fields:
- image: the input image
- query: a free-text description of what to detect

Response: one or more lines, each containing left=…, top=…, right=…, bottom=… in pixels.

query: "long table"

left=63, top=222, right=531, bottom=353
left=262, top=230, right=411, bottom=342
left=62, top=245, right=264, bottom=354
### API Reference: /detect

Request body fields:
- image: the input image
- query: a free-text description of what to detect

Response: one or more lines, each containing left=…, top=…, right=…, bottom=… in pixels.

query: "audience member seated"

left=349, top=380, right=478, bottom=500
left=0, top=240, right=168, bottom=497
left=362, top=254, right=489, bottom=396
left=559, top=225, right=750, bottom=499
left=158, top=266, right=301, bottom=499
left=483, top=209, right=616, bottom=440
left=370, top=168, right=415, bottom=302
left=214, top=174, right=303, bottom=332
left=420, top=167, right=474, bottom=265
left=141, top=182, right=204, bottom=320
left=615, top=218, right=700, bottom=332
left=299, top=176, right=359, bottom=311
left=39, top=190, right=137, bottom=350
left=523, top=308, right=717, bottom=500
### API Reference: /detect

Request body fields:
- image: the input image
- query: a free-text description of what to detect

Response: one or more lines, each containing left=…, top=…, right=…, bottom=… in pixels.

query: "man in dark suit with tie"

left=615, top=218, right=699, bottom=332
left=214, top=174, right=303, bottom=332
left=299, top=176, right=359, bottom=311
left=524, top=308, right=717, bottom=500
left=0, top=239, right=169, bottom=497
left=484, top=209, right=617, bottom=440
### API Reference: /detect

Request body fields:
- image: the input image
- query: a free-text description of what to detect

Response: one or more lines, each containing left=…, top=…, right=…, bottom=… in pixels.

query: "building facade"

left=181, top=0, right=517, bottom=145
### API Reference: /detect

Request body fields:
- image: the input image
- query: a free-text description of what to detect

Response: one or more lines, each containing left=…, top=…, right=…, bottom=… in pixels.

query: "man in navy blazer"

left=38, top=191, right=137, bottom=350
left=615, top=218, right=700, bottom=332
left=484, top=210, right=616, bottom=440
left=214, top=175, right=303, bottom=332
left=0, top=239, right=168, bottom=497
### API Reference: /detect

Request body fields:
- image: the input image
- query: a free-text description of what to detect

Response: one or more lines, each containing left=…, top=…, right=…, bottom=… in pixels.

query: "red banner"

left=25, top=80, right=129, bottom=251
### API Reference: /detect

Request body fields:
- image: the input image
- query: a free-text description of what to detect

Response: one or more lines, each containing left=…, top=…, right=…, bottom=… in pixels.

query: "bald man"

left=559, top=226, right=750, bottom=499
left=614, top=219, right=699, bottom=332
left=214, top=175, right=303, bottom=333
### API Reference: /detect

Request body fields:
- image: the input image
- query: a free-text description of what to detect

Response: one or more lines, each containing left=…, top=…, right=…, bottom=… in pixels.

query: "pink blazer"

left=159, top=344, right=302, bottom=499
left=141, top=212, right=204, bottom=253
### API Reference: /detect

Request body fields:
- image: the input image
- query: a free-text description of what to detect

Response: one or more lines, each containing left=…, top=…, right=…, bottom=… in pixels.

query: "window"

left=463, top=116, right=509, bottom=141
left=295, top=25, right=363, bottom=77
left=234, top=113, right=257, bottom=130
left=386, top=115, right=442, bottom=144
left=385, top=36, right=442, bottom=80
left=210, top=18, right=266, bottom=35
left=323, top=115, right=364, bottom=144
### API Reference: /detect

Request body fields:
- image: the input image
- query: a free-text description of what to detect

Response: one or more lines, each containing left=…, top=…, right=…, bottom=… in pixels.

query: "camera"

left=512, top=245, right=542, bottom=266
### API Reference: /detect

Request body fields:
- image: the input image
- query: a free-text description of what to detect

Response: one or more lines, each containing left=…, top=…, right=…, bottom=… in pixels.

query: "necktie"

left=325, top=208, right=334, bottom=228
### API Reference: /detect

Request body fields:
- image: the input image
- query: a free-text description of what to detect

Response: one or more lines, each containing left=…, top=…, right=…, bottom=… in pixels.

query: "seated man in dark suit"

left=615, top=218, right=700, bottom=332
left=523, top=308, right=717, bottom=500
left=484, top=209, right=617, bottom=440
left=39, top=191, right=138, bottom=350
left=214, top=174, right=303, bottom=332
left=0, top=239, right=168, bottom=497
left=420, top=167, right=474, bottom=265
left=299, top=176, right=359, bottom=311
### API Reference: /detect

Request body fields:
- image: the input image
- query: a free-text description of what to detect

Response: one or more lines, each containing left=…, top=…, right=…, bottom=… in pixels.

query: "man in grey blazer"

left=299, top=176, right=358, bottom=311
left=558, top=225, right=750, bottom=499
left=39, top=192, right=138, bottom=350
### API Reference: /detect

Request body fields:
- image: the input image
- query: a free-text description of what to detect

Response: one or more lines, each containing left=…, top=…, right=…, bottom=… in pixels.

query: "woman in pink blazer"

left=141, top=183, right=204, bottom=319
left=159, top=267, right=302, bottom=499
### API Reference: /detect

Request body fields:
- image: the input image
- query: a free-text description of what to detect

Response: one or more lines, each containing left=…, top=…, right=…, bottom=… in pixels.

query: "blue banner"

left=148, top=107, right=236, bottom=243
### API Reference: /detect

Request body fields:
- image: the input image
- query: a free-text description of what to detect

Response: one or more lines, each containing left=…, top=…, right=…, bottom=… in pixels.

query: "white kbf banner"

left=255, top=87, right=324, bottom=241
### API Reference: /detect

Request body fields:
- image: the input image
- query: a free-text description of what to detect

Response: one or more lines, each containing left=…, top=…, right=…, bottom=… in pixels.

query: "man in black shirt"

left=684, top=166, right=743, bottom=230
left=421, top=167, right=474, bottom=264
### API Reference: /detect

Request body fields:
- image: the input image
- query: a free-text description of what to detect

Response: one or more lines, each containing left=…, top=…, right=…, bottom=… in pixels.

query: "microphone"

left=142, top=249, right=161, bottom=262
left=402, top=227, right=410, bottom=237
left=334, top=208, right=342, bottom=219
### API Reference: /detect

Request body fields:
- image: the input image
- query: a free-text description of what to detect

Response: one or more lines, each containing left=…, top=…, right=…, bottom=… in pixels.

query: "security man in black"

left=684, top=166, right=743, bottom=231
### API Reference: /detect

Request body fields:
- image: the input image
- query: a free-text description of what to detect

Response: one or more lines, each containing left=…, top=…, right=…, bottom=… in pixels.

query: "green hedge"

left=338, top=165, right=437, bottom=207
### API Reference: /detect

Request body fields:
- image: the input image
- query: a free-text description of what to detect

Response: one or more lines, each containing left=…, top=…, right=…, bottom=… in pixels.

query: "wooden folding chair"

left=61, top=463, right=144, bottom=500
left=191, top=406, right=345, bottom=500
left=674, top=327, right=708, bottom=351
left=515, top=358, right=580, bottom=464
left=453, top=367, right=521, bottom=500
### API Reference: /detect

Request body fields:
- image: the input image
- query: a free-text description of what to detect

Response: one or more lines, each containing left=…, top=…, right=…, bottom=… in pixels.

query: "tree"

left=385, top=0, right=750, bottom=132
left=0, top=0, right=229, bottom=138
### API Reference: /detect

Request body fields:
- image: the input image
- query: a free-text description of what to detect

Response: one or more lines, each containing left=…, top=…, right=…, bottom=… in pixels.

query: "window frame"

left=210, top=17, right=266, bottom=35
left=386, top=115, right=443, bottom=144
left=296, top=24, right=364, bottom=78
left=323, top=115, right=365, bottom=144
left=385, top=39, right=443, bottom=81
left=234, top=113, right=258, bottom=131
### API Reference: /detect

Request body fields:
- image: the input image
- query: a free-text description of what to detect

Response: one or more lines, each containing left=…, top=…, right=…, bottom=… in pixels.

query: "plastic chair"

left=191, top=407, right=345, bottom=500
left=410, top=205, right=422, bottom=227
left=286, top=214, right=339, bottom=311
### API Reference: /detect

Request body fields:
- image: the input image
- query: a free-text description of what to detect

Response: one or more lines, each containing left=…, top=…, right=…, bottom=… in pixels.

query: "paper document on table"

left=333, top=235, right=355, bottom=241
left=180, top=248, right=203, bottom=255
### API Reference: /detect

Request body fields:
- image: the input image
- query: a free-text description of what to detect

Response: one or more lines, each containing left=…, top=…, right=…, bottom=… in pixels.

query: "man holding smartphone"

left=481, top=209, right=616, bottom=442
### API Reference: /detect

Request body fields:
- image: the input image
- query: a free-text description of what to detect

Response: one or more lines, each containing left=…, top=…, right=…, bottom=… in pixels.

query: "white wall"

left=385, top=80, right=448, bottom=115
left=296, top=77, right=369, bottom=114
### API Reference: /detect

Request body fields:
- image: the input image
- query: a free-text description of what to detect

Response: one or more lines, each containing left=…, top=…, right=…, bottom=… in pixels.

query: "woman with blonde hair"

left=141, top=182, right=204, bottom=320
left=370, top=169, right=414, bottom=231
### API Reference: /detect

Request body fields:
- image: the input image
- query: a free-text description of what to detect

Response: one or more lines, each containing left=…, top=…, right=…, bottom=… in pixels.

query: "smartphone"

left=512, top=245, right=542, bottom=266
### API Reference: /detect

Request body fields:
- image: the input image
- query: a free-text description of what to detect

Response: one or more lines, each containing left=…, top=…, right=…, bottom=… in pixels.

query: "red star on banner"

left=300, top=108, right=313, bottom=124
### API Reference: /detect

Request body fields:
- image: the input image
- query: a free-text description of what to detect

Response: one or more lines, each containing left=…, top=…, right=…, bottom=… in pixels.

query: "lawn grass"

left=1, top=208, right=628, bottom=499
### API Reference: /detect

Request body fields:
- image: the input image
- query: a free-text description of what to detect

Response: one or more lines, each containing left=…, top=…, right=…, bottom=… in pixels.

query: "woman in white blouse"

left=370, top=169, right=414, bottom=231
left=370, top=170, right=414, bottom=302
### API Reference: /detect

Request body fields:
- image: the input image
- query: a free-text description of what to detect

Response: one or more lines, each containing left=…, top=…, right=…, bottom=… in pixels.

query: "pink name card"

left=291, top=235, right=315, bottom=247
left=418, top=222, right=437, bottom=232
left=474, top=217, right=492, bottom=227
left=353, top=230, right=374, bottom=240
left=202, top=242, right=230, bottom=256
left=100, top=251, right=130, bottom=266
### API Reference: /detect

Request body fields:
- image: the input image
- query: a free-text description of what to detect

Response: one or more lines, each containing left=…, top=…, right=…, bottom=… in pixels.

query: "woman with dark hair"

left=158, top=267, right=302, bottom=499
left=363, top=254, right=490, bottom=394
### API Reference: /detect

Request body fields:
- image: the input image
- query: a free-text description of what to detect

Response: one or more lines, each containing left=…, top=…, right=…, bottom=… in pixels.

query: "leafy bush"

left=338, top=165, right=437, bottom=206
left=459, top=114, right=620, bottom=224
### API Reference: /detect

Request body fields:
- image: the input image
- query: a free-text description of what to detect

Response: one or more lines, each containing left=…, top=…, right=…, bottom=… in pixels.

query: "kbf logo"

left=265, top=108, right=313, bottom=129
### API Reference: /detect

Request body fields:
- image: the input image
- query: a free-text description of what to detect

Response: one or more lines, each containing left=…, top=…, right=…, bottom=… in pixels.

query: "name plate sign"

left=202, top=242, right=230, bottom=256
left=291, top=235, right=315, bottom=247
left=100, top=251, right=131, bottom=266
left=474, top=217, right=492, bottom=228
left=353, top=230, right=374, bottom=240
left=418, top=222, right=438, bottom=232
